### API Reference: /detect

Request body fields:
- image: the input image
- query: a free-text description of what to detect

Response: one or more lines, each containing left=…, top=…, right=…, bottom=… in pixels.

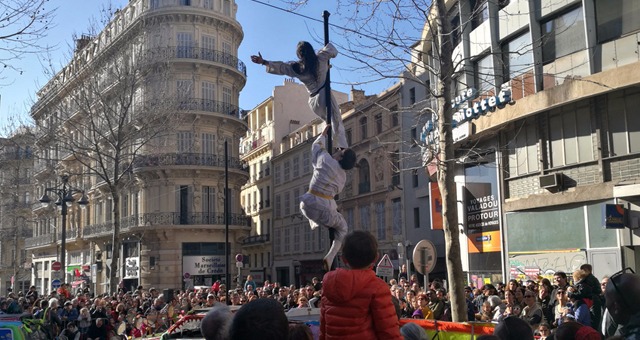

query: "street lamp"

left=39, top=175, right=88, bottom=282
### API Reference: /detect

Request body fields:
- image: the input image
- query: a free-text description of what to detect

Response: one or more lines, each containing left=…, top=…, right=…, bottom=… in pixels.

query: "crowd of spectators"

left=2, top=260, right=639, bottom=340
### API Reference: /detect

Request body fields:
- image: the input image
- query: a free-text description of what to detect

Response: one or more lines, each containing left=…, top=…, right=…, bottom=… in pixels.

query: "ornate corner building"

left=28, top=0, right=249, bottom=294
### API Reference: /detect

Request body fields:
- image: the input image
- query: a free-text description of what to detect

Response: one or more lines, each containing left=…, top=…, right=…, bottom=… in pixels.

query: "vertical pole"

left=323, top=10, right=337, bottom=271
left=61, top=180, right=68, bottom=284
left=224, top=141, right=230, bottom=304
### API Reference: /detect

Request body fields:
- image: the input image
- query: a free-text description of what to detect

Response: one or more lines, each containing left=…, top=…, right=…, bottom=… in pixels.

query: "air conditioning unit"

left=539, top=173, right=563, bottom=189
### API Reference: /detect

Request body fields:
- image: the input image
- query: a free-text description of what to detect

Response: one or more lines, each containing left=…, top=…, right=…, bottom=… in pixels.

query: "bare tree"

left=0, top=0, right=55, bottom=78
left=0, top=120, right=35, bottom=292
left=35, top=25, right=182, bottom=293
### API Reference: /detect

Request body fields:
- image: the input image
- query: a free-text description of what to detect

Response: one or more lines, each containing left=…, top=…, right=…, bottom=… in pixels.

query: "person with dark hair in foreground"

left=228, top=299, right=288, bottom=340
left=604, top=270, right=640, bottom=339
left=320, top=230, right=402, bottom=340
left=493, top=316, right=534, bottom=340
left=200, top=304, right=232, bottom=340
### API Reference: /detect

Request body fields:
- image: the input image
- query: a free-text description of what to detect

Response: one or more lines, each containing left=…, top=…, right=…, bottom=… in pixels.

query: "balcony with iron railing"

left=241, top=233, right=270, bottom=246
left=82, top=212, right=251, bottom=238
left=176, top=97, right=243, bottom=119
left=133, top=153, right=248, bottom=172
left=25, top=233, right=55, bottom=249
left=147, top=47, right=246, bottom=77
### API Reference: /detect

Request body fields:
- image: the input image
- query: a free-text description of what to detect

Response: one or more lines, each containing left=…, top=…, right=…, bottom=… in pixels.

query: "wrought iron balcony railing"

left=82, top=212, right=251, bottom=238
left=133, top=153, right=248, bottom=172
left=147, top=47, right=246, bottom=76
left=241, top=233, right=270, bottom=245
left=176, top=97, right=242, bottom=118
left=25, top=233, right=55, bottom=249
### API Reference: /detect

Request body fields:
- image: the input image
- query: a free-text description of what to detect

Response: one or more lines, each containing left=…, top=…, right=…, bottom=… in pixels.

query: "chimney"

left=75, top=34, right=93, bottom=52
left=351, top=88, right=366, bottom=105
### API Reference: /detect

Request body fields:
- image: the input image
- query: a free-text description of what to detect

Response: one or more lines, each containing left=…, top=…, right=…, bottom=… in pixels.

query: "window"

left=275, top=194, right=281, bottom=218
left=202, top=186, right=215, bottom=219
left=391, top=151, right=400, bottom=186
left=177, top=80, right=193, bottom=101
left=293, top=156, right=299, bottom=178
left=507, top=119, right=539, bottom=177
left=202, top=81, right=215, bottom=109
left=283, top=228, right=290, bottom=253
left=607, top=88, right=640, bottom=156
left=223, top=0, right=231, bottom=15
left=266, top=186, right=271, bottom=207
left=150, top=0, right=159, bottom=9
left=275, top=165, right=281, bottom=185
left=474, top=54, right=494, bottom=94
left=345, top=208, right=354, bottom=232
left=346, top=129, right=352, bottom=145
left=284, top=192, right=291, bottom=216
left=375, top=114, right=383, bottom=134
left=450, top=11, right=461, bottom=46
left=503, top=32, right=534, bottom=80
left=471, top=0, right=489, bottom=28
left=412, top=170, right=419, bottom=187
left=180, top=0, right=191, bottom=5
left=360, top=117, right=368, bottom=140
left=392, top=198, right=402, bottom=235
left=304, top=227, right=312, bottom=251
left=201, top=35, right=216, bottom=60
left=275, top=229, right=281, bottom=255
left=595, top=0, right=640, bottom=43
left=293, top=227, right=300, bottom=252
left=549, top=102, right=593, bottom=167
left=177, top=131, right=193, bottom=152
left=414, top=207, right=420, bottom=228
left=541, top=6, right=586, bottom=64
left=409, top=87, right=416, bottom=105
left=203, top=0, right=213, bottom=10
left=284, top=161, right=290, bottom=182
left=358, top=159, right=370, bottom=194
left=202, top=133, right=215, bottom=155
left=391, top=106, right=399, bottom=127
left=293, top=188, right=300, bottom=214
left=222, top=87, right=232, bottom=114
left=375, top=202, right=386, bottom=240
left=303, top=151, right=310, bottom=174
left=360, top=205, right=371, bottom=232
left=177, top=32, right=194, bottom=58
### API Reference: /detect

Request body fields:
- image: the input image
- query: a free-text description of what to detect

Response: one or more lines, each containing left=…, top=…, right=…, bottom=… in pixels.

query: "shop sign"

left=124, top=257, right=139, bottom=279
left=603, top=204, right=625, bottom=229
left=183, top=256, right=226, bottom=275
left=467, top=230, right=501, bottom=253
left=452, top=88, right=513, bottom=128
left=465, top=182, right=499, bottom=230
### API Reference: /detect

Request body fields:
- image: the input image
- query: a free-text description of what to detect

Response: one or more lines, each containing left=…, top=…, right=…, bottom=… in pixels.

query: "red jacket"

left=320, top=267, right=402, bottom=340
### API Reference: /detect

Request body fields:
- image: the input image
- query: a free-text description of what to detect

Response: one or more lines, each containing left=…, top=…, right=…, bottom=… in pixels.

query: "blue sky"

left=0, top=0, right=401, bottom=132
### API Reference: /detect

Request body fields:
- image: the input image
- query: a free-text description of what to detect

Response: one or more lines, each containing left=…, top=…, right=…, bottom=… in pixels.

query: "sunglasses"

left=609, top=267, right=635, bottom=310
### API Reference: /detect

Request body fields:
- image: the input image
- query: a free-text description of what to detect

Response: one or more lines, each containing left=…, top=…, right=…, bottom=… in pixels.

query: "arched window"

left=360, top=116, right=368, bottom=140
left=358, top=159, right=370, bottom=194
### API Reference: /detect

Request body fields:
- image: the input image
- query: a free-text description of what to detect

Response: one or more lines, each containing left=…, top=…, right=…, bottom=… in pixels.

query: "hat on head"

left=64, top=301, right=72, bottom=306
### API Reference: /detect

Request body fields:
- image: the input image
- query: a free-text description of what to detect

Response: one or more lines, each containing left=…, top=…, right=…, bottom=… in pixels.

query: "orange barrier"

left=399, top=319, right=496, bottom=339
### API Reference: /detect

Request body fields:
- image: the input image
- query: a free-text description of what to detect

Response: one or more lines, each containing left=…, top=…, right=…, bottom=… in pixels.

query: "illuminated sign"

left=452, top=88, right=513, bottom=127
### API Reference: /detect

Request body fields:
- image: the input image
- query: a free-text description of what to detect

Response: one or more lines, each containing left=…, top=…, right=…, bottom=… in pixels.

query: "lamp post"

left=39, top=175, right=88, bottom=282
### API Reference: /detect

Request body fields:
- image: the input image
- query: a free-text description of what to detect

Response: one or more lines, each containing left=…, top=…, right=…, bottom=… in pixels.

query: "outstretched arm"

left=250, top=52, right=267, bottom=65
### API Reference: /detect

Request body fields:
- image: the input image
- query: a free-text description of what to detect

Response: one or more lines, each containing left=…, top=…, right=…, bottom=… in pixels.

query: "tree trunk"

left=110, top=193, right=121, bottom=294
left=435, top=0, right=467, bottom=322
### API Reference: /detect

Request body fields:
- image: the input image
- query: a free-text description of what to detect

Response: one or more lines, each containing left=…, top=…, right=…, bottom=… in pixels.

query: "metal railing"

left=25, top=234, right=55, bottom=249
left=148, top=47, right=246, bottom=76
left=82, top=212, right=251, bottom=238
left=176, top=98, right=242, bottom=118
left=241, top=234, right=270, bottom=245
left=133, top=153, right=247, bottom=172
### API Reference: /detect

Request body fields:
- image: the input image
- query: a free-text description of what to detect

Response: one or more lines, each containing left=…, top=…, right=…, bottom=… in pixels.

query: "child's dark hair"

left=339, top=149, right=356, bottom=170
left=342, top=230, right=377, bottom=269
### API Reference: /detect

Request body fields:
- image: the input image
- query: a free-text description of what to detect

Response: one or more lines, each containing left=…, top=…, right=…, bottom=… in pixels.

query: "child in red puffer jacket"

left=320, top=230, right=402, bottom=340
